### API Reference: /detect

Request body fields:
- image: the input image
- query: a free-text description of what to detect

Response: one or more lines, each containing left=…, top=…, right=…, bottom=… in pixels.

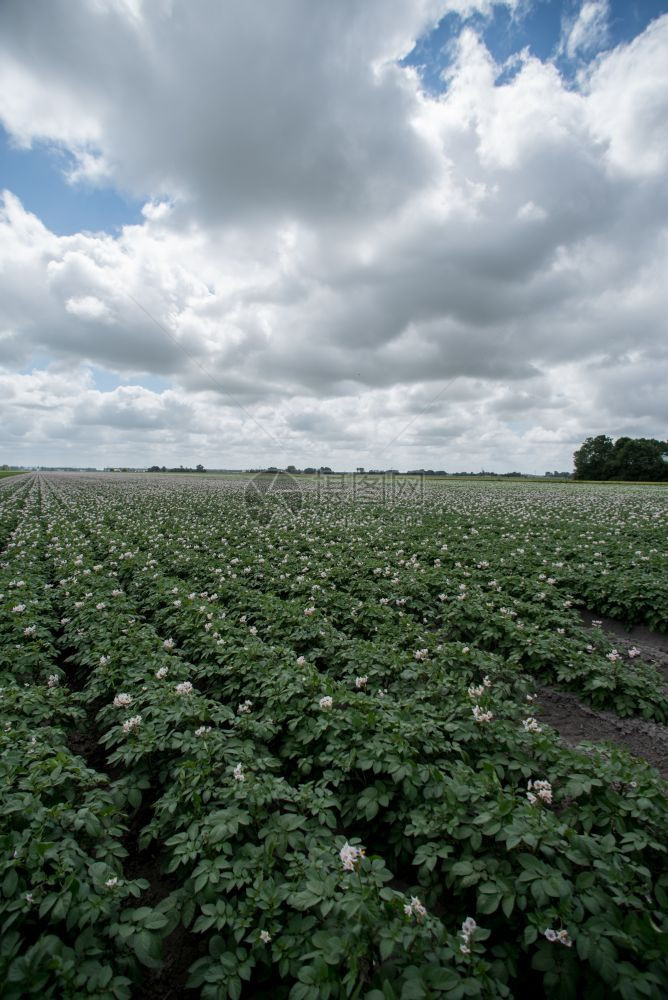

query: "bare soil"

left=537, top=686, right=668, bottom=777
left=536, top=612, right=668, bottom=777
left=579, top=609, right=668, bottom=685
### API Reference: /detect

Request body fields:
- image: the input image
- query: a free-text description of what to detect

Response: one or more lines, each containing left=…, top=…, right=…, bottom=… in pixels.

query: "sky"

left=0, top=0, right=667, bottom=473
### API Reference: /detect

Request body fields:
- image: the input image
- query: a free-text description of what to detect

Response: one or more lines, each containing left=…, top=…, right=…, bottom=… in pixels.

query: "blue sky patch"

left=90, top=368, right=170, bottom=394
left=2, top=3, right=666, bottom=240
left=402, top=0, right=668, bottom=93
left=0, top=124, right=142, bottom=235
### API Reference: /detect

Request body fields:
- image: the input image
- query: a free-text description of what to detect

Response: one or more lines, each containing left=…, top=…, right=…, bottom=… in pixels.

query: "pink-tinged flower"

left=319, top=695, right=333, bottom=710
left=339, top=842, right=365, bottom=871
left=403, top=896, right=427, bottom=920
left=460, top=916, right=477, bottom=953
left=522, top=717, right=542, bottom=733
left=472, top=705, right=493, bottom=723
left=175, top=681, right=194, bottom=696
left=113, top=693, right=132, bottom=708
left=122, top=715, right=142, bottom=733
left=527, top=779, right=552, bottom=806
left=544, top=927, right=572, bottom=947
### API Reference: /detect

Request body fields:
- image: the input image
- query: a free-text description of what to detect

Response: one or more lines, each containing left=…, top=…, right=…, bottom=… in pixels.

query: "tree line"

left=573, top=436, right=668, bottom=481
left=147, top=465, right=206, bottom=473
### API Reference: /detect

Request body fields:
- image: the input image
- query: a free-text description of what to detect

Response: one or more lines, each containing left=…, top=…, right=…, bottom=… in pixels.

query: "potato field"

left=1, top=472, right=667, bottom=1000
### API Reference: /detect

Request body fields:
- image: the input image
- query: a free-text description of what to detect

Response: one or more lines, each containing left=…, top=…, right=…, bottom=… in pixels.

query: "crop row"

left=1, top=474, right=667, bottom=999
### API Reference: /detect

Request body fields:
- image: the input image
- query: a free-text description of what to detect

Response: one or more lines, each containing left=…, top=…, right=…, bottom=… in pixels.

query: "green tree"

left=574, top=435, right=668, bottom=481
left=606, top=438, right=668, bottom=481
left=573, top=435, right=614, bottom=480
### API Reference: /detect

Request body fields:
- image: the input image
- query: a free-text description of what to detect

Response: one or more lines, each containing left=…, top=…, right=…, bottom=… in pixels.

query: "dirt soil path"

left=579, top=609, right=668, bottom=685
left=537, top=686, right=668, bottom=777
left=536, top=612, right=668, bottom=778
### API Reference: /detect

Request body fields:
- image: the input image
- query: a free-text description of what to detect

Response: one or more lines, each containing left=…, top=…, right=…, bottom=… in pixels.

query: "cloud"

left=582, top=15, right=668, bottom=176
left=0, top=2, right=667, bottom=471
left=0, top=0, right=455, bottom=225
left=559, top=1, right=610, bottom=61
left=517, top=201, right=547, bottom=221
left=65, top=295, right=112, bottom=321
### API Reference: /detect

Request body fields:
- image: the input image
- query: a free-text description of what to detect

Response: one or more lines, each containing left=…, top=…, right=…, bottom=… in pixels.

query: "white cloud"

left=583, top=16, right=668, bottom=176
left=65, top=295, right=112, bottom=320
left=0, top=2, right=666, bottom=471
left=560, top=1, right=610, bottom=61
left=517, top=201, right=547, bottom=221
left=65, top=150, right=112, bottom=186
